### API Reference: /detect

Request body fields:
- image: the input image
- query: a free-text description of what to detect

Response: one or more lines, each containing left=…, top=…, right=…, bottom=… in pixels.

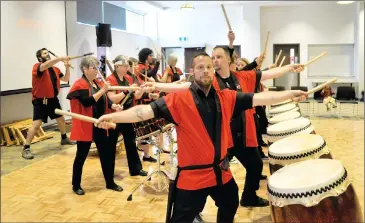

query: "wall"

left=357, top=2, right=364, bottom=94
left=1, top=1, right=155, bottom=125
left=260, top=2, right=358, bottom=92
left=1, top=1, right=69, bottom=125
left=155, top=3, right=261, bottom=60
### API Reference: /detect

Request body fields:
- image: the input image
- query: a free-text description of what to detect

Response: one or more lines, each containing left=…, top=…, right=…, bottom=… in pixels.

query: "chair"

left=291, top=86, right=310, bottom=115
left=336, top=86, right=359, bottom=117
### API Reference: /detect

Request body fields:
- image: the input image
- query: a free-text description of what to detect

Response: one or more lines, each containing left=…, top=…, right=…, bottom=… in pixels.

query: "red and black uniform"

left=213, top=69, right=264, bottom=203
left=136, top=62, right=160, bottom=83
left=106, top=73, right=144, bottom=175
left=161, top=66, right=183, bottom=83
left=67, top=75, right=116, bottom=188
left=31, top=62, right=64, bottom=122
left=150, top=82, right=254, bottom=222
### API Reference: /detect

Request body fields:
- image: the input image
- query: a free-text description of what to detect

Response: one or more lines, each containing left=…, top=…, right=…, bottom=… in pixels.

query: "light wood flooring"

left=1, top=116, right=364, bottom=222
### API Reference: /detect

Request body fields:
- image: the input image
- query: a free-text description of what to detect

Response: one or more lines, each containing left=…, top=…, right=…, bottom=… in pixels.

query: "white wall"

left=155, top=3, right=261, bottom=59
left=1, top=1, right=155, bottom=125
left=260, top=2, right=358, bottom=90
left=357, top=2, right=364, bottom=94
left=1, top=1, right=70, bottom=125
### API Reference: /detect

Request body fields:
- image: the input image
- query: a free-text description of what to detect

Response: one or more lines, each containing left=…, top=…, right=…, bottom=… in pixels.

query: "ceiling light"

left=180, top=3, right=194, bottom=11
left=337, top=1, right=355, bottom=4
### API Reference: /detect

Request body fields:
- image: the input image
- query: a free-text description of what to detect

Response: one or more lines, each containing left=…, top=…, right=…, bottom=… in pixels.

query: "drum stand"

left=127, top=126, right=176, bottom=201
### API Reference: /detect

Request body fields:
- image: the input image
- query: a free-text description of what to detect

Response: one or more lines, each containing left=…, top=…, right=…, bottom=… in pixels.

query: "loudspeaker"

left=96, top=23, right=112, bottom=47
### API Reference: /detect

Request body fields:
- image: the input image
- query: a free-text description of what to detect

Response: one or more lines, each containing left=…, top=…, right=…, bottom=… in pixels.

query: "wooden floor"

left=1, top=117, right=364, bottom=222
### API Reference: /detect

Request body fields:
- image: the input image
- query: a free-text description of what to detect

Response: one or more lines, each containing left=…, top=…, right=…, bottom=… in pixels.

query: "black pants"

left=72, top=140, right=116, bottom=188
left=111, top=123, right=143, bottom=175
left=227, top=143, right=263, bottom=200
left=253, top=113, right=267, bottom=157
left=170, top=178, right=239, bottom=223
left=255, top=106, right=268, bottom=135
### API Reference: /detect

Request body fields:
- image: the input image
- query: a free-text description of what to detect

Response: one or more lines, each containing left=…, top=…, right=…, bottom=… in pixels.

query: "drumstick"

left=149, top=37, right=166, bottom=61
left=221, top=4, right=232, bottom=31
left=120, top=91, right=134, bottom=106
left=307, top=78, right=337, bottom=95
left=69, top=52, right=94, bottom=60
left=279, top=56, right=286, bottom=67
left=274, top=50, right=282, bottom=66
left=47, top=50, right=75, bottom=69
left=263, top=31, right=270, bottom=58
left=304, top=52, right=327, bottom=67
left=106, top=59, right=114, bottom=73
left=54, top=109, right=116, bottom=129
left=108, top=86, right=141, bottom=91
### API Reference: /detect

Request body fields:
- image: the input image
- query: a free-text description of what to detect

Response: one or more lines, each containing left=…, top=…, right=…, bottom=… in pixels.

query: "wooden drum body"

left=268, top=159, right=363, bottom=223
left=268, top=134, right=332, bottom=174
left=267, top=117, right=315, bottom=145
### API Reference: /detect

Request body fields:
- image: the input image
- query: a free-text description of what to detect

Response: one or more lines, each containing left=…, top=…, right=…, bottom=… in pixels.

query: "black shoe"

left=240, top=196, right=269, bottom=207
left=106, top=183, right=123, bottom=192
left=72, top=186, right=85, bottom=195
left=143, top=156, right=157, bottom=163
left=261, top=142, right=268, bottom=147
left=260, top=175, right=267, bottom=180
left=130, top=169, right=148, bottom=176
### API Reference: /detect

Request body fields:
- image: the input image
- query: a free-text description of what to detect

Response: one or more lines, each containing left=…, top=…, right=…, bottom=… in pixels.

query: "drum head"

left=269, top=134, right=329, bottom=165
left=267, top=117, right=314, bottom=142
left=268, top=159, right=350, bottom=207
left=269, top=111, right=301, bottom=124
left=269, top=103, right=298, bottom=115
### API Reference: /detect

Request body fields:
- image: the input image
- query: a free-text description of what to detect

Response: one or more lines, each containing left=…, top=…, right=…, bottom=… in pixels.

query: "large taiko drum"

left=269, top=103, right=299, bottom=117
left=269, top=111, right=301, bottom=125
left=268, top=159, right=363, bottom=223
left=268, top=134, right=332, bottom=174
left=267, top=117, right=315, bottom=144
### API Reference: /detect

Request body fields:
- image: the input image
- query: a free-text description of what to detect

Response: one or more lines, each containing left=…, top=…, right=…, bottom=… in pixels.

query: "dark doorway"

left=273, top=44, right=300, bottom=89
left=184, top=47, right=206, bottom=74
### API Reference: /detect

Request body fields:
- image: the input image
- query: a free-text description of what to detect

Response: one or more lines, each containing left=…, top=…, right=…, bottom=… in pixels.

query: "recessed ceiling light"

left=337, top=1, right=355, bottom=4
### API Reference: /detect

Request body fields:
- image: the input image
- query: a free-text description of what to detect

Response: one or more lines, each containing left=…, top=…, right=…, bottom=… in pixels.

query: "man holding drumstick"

left=22, top=48, right=75, bottom=160
left=95, top=52, right=308, bottom=222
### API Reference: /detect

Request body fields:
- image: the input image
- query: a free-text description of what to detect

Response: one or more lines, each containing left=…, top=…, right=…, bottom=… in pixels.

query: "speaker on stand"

left=96, top=23, right=112, bottom=78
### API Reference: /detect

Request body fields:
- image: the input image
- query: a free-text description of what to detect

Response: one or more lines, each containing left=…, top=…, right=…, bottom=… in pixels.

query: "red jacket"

left=105, top=73, right=135, bottom=113
left=164, top=89, right=236, bottom=190
left=32, top=63, right=62, bottom=100
left=212, top=70, right=259, bottom=148
left=67, top=77, right=107, bottom=141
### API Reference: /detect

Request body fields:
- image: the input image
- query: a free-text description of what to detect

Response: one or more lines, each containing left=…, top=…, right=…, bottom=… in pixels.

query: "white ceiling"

left=106, top=1, right=335, bottom=14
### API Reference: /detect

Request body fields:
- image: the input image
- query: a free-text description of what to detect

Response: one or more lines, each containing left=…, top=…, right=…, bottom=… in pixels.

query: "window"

left=103, top=2, right=126, bottom=30
left=76, top=1, right=144, bottom=35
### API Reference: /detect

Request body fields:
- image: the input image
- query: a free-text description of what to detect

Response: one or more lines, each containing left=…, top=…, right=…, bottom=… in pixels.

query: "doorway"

left=184, top=47, right=206, bottom=74
left=273, top=44, right=300, bottom=89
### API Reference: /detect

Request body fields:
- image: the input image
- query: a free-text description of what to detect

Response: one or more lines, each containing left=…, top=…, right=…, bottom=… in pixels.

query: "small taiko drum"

left=267, top=117, right=315, bottom=144
left=268, top=159, right=363, bottom=223
left=270, top=99, right=295, bottom=108
left=133, top=118, right=167, bottom=140
left=269, top=111, right=301, bottom=125
left=269, top=103, right=300, bottom=117
left=268, top=134, right=332, bottom=174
